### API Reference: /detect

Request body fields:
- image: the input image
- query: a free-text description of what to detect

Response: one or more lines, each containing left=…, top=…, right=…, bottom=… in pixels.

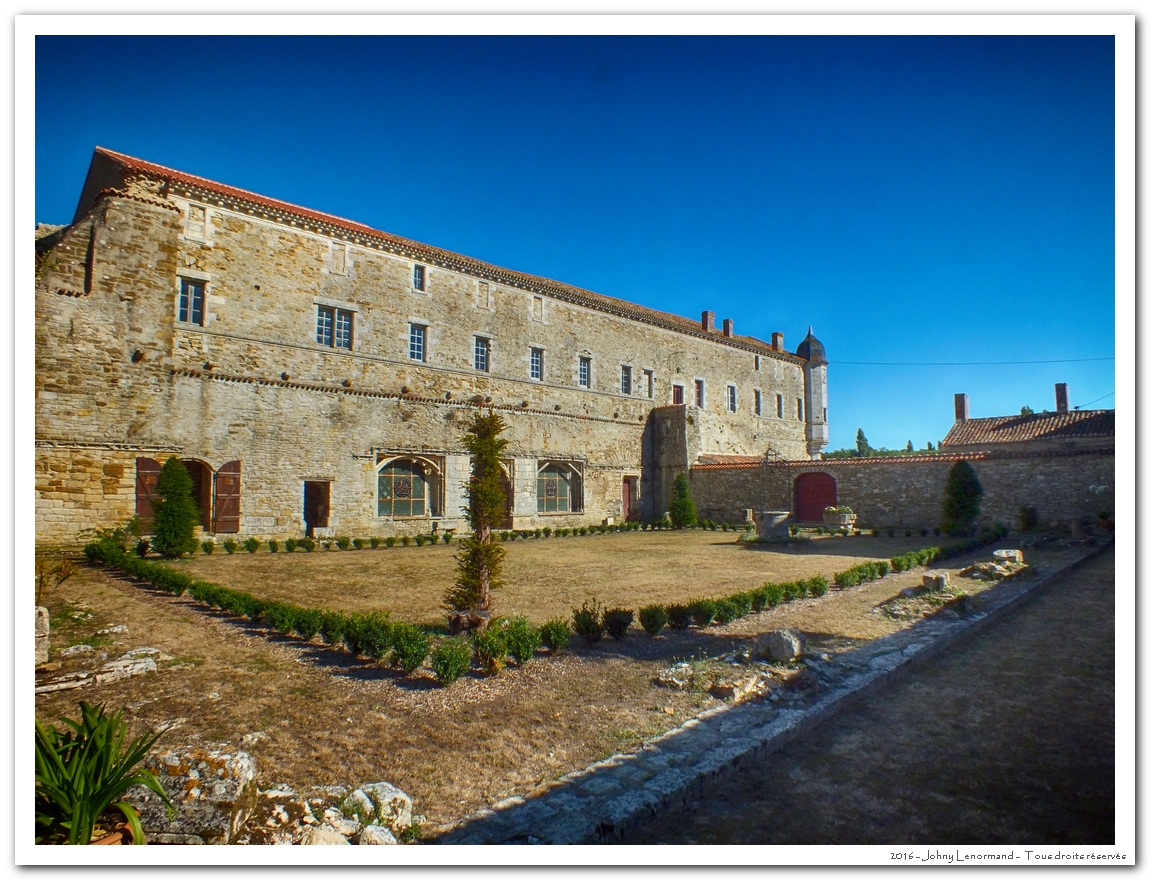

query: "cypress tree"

left=668, top=473, right=697, bottom=529
left=855, top=428, right=871, bottom=456
left=445, top=411, right=508, bottom=620
left=150, top=458, right=200, bottom=558
left=941, top=460, right=984, bottom=536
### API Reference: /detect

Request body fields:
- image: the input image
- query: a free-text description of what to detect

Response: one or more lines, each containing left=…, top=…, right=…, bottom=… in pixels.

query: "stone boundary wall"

left=690, top=449, right=1115, bottom=531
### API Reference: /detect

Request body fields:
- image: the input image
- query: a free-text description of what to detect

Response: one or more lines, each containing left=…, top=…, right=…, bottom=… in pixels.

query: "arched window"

left=378, top=458, right=441, bottom=518
left=537, top=461, right=582, bottom=513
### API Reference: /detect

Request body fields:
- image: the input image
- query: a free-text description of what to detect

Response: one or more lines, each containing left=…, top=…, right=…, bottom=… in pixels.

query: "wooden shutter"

left=214, top=460, right=241, bottom=534
left=135, top=458, right=161, bottom=528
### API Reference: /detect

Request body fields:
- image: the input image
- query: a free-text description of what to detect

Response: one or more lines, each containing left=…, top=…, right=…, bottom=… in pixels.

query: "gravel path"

left=624, top=544, right=1115, bottom=845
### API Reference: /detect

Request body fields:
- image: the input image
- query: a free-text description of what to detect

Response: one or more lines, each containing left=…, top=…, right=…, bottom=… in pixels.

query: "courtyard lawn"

left=173, top=530, right=940, bottom=626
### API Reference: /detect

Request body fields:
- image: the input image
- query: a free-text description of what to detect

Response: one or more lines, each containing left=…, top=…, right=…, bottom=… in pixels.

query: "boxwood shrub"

left=431, top=637, right=473, bottom=685
left=638, top=604, right=668, bottom=636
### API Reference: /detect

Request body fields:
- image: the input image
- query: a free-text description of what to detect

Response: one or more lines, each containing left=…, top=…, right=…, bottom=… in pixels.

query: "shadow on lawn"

left=737, top=536, right=944, bottom=559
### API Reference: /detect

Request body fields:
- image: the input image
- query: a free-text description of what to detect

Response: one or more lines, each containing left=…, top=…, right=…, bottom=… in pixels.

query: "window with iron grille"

left=579, top=357, right=591, bottom=388
left=378, top=461, right=427, bottom=517
left=726, top=385, right=737, bottom=413
left=531, top=347, right=543, bottom=380
left=475, top=337, right=490, bottom=372
left=620, top=365, right=632, bottom=395
left=179, top=279, right=204, bottom=325
left=537, top=464, right=573, bottom=513
left=409, top=324, right=426, bottom=362
left=413, top=264, right=426, bottom=291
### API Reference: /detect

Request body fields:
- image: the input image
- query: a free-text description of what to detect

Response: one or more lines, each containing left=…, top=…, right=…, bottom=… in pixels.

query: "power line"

left=834, top=357, right=1115, bottom=366
left=1080, top=391, right=1115, bottom=407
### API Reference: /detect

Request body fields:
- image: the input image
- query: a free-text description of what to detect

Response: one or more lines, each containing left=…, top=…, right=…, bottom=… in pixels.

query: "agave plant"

left=35, top=702, right=173, bottom=845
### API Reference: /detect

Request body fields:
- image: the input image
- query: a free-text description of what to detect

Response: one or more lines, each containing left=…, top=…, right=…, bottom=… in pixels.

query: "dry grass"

left=34, top=533, right=1083, bottom=831
left=172, top=530, right=940, bottom=626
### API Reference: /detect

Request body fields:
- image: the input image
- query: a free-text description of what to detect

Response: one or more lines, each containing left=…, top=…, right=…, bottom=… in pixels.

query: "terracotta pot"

left=90, top=830, right=123, bottom=845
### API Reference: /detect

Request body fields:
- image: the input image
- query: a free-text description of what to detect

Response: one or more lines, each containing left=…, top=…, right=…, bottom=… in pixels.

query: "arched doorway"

left=180, top=459, right=214, bottom=530
left=794, top=472, right=836, bottom=523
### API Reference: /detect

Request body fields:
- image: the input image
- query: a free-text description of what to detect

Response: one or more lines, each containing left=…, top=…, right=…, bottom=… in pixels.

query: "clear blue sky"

left=35, top=35, right=1115, bottom=452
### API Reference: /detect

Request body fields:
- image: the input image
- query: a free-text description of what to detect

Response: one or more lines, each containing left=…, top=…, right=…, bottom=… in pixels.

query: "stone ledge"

left=434, top=540, right=1110, bottom=845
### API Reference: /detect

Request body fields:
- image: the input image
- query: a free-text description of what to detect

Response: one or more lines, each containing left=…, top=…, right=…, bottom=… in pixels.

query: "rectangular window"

left=179, top=279, right=204, bottom=325
left=579, top=357, right=591, bottom=388
left=409, top=324, right=426, bottom=362
left=755, top=355, right=761, bottom=371
left=474, top=337, right=490, bottom=372
left=621, top=365, right=632, bottom=395
left=777, top=394, right=784, bottom=419
left=673, top=384, right=684, bottom=405
left=695, top=379, right=705, bottom=408
left=644, top=369, right=654, bottom=399
left=755, top=389, right=762, bottom=416
left=413, top=264, right=426, bottom=291
left=727, top=385, right=737, bottom=413
left=530, top=347, right=543, bottom=380
left=797, top=398, right=804, bottom=421
left=317, top=306, right=353, bottom=349
left=532, top=296, right=544, bottom=321
left=824, top=407, right=828, bottom=422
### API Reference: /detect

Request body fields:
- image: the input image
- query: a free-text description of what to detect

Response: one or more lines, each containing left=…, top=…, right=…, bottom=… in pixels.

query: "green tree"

left=941, top=460, right=984, bottom=536
left=445, top=411, right=508, bottom=619
left=150, top=458, right=200, bottom=558
left=906, top=440, right=913, bottom=452
left=668, top=473, right=697, bottom=529
left=1020, top=405, right=1034, bottom=416
left=926, top=441, right=934, bottom=451
left=855, top=428, right=872, bottom=456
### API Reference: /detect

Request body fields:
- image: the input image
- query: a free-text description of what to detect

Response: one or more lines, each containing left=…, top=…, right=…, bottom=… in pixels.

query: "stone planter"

left=823, top=511, right=857, bottom=527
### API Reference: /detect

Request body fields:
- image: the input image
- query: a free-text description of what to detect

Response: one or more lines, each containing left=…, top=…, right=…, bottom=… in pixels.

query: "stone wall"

left=690, top=450, right=1115, bottom=531
left=35, top=180, right=819, bottom=543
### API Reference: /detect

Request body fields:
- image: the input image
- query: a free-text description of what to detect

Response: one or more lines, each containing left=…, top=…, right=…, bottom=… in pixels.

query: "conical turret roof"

left=796, top=327, right=826, bottom=364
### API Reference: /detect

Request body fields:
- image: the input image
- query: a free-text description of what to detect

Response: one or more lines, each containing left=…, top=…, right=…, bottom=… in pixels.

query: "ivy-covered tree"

left=941, top=460, right=984, bottom=536
left=445, top=410, right=508, bottom=626
left=150, top=458, right=200, bottom=558
left=855, top=428, right=872, bottom=457
left=668, top=473, right=697, bottom=529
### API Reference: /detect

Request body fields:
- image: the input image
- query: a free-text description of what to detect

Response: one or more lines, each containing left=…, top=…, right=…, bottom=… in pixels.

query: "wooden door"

left=214, top=461, right=241, bottom=533
left=794, top=472, right=836, bottom=523
left=135, top=457, right=161, bottom=528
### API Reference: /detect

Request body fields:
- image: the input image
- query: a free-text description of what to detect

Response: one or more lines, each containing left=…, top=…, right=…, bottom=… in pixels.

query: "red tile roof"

left=942, top=409, right=1114, bottom=448
left=91, top=147, right=803, bottom=363
left=696, top=453, right=764, bottom=466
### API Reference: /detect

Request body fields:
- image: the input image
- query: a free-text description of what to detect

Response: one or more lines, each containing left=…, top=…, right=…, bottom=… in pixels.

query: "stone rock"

left=709, top=672, right=768, bottom=703
left=655, top=661, right=695, bottom=689
left=300, top=825, right=350, bottom=845
left=97, top=624, right=129, bottom=634
left=899, top=587, right=919, bottom=598
left=922, top=572, right=950, bottom=592
left=323, top=807, right=363, bottom=838
left=238, top=786, right=317, bottom=845
left=59, top=644, right=94, bottom=657
left=357, top=782, right=413, bottom=831
left=94, top=655, right=156, bottom=685
left=993, top=549, right=1024, bottom=564
left=125, top=744, right=258, bottom=844
left=358, top=824, right=399, bottom=845
left=35, top=607, right=49, bottom=665
left=240, top=731, right=270, bottom=748
left=35, top=671, right=92, bottom=693
left=756, top=629, right=803, bottom=663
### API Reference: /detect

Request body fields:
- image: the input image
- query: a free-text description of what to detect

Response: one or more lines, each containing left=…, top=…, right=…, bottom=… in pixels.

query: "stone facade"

left=35, top=149, right=829, bottom=543
left=690, top=449, right=1116, bottom=531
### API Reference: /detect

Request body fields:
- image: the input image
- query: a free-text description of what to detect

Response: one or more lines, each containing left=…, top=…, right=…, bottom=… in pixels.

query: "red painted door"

left=214, top=461, right=241, bottom=533
left=794, top=472, right=836, bottom=523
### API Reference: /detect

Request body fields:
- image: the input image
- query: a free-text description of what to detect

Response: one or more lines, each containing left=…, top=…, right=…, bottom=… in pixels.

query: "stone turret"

left=797, top=327, right=828, bottom=459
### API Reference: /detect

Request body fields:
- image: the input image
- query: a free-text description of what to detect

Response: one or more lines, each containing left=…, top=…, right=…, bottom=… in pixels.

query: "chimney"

left=1055, top=383, right=1068, bottom=414
left=771, top=332, right=784, bottom=351
left=722, top=318, right=734, bottom=337
left=954, top=393, right=969, bottom=422
left=701, top=311, right=715, bottom=332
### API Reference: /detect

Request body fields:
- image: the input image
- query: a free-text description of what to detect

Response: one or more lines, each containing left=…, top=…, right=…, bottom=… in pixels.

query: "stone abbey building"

left=35, top=148, right=831, bottom=543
